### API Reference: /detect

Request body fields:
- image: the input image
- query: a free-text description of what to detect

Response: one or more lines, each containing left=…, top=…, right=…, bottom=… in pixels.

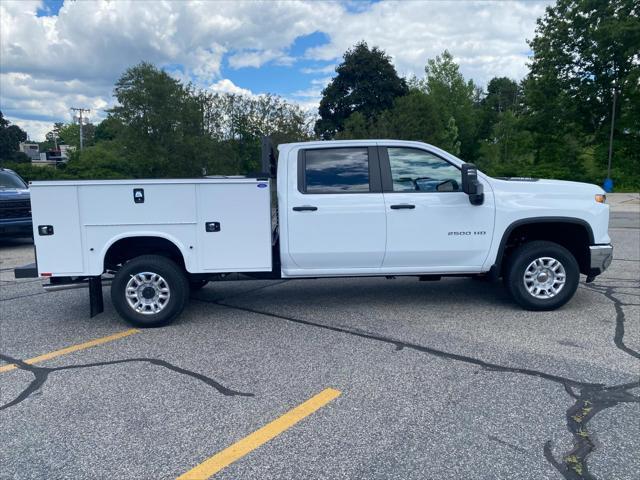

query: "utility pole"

left=606, top=89, right=617, bottom=180
left=70, top=107, right=90, bottom=150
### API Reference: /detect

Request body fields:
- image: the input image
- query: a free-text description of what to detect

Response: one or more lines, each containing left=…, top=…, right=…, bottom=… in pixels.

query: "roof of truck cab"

left=279, top=139, right=438, bottom=149
left=277, top=140, right=464, bottom=167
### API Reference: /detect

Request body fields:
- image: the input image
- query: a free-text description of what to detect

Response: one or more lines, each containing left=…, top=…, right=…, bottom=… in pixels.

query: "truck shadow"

left=194, top=276, right=515, bottom=312
left=0, top=237, right=33, bottom=249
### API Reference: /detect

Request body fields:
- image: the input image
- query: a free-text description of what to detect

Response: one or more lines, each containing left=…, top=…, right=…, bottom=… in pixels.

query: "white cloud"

left=228, top=49, right=295, bottom=69
left=300, top=65, right=337, bottom=75
left=1, top=0, right=551, bottom=140
left=209, top=79, right=254, bottom=97
left=308, top=1, right=550, bottom=84
left=6, top=117, right=52, bottom=143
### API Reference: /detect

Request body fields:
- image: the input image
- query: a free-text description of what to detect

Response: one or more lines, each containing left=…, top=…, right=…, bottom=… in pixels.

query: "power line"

left=70, top=107, right=90, bottom=150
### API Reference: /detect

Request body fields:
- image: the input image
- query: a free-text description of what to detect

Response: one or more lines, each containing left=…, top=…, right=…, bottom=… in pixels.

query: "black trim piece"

left=89, top=276, right=104, bottom=318
left=492, top=217, right=596, bottom=273
left=378, top=146, right=393, bottom=193
left=496, top=177, right=539, bottom=182
left=390, top=204, right=415, bottom=210
left=292, top=206, right=318, bottom=212
left=261, top=136, right=277, bottom=178
left=368, top=146, right=382, bottom=193
left=297, top=149, right=305, bottom=194
left=14, top=263, right=38, bottom=279
left=297, top=146, right=381, bottom=195
left=378, top=145, right=463, bottom=194
left=205, top=221, right=221, bottom=232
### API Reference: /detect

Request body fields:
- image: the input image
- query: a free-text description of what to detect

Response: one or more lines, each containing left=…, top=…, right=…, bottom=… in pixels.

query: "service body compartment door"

left=286, top=146, right=386, bottom=270
left=30, top=185, right=84, bottom=275
left=196, top=181, right=272, bottom=272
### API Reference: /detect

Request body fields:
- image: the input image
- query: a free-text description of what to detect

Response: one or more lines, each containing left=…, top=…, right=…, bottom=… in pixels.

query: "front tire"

left=505, top=241, right=579, bottom=311
left=111, top=255, right=189, bottom=327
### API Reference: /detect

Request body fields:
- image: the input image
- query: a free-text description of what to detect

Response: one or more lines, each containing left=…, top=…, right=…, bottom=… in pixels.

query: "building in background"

left=32, top=144, right=74, bottom=167
left=19, top=142, right=40, bottom=162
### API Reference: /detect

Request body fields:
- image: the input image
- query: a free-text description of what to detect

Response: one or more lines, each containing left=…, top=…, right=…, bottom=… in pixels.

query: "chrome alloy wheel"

left=125, top=272, right=171, bottom=314
left=523, top=257, right=566, bottom=299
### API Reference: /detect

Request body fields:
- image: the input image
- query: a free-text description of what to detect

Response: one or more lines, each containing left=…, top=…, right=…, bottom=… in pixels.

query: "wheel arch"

left=101, top=232, right=191, bottom=273
left=492, top=217, right=594, bottom=276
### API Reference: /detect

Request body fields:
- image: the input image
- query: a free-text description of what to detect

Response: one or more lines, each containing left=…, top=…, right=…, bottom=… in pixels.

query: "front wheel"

left=111, top=255, right=189, bottom=327
left=505, top=241, right=579, bottom=311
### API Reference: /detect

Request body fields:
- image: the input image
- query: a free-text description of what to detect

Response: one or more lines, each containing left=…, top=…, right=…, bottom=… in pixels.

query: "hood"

left=0, top=188, right=30, bottom=200
left=489, top=177, right=604, bottom=195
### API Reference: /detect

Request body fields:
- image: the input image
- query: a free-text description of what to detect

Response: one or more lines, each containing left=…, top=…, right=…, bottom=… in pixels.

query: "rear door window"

left=302, top=148, right=370, bottom=193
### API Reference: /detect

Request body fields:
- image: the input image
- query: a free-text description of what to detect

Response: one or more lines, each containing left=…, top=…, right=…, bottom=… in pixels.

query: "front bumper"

left=588, top=244, right=613, bottom=278
left=0, top=218, right=32, bottom=237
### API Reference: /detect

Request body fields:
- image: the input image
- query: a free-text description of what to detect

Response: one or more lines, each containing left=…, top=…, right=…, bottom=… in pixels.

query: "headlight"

left=595, top=194, right=606, bottom=204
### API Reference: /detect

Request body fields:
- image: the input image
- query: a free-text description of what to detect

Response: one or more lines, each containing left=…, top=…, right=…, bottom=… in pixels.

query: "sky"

left=0, top=0, right=551, bottom=141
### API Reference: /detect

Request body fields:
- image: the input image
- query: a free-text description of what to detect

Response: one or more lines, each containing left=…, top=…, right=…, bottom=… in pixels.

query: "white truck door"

left=380, top=146, right=494, bottom=271
left=286, top=146, right=386, bottom=270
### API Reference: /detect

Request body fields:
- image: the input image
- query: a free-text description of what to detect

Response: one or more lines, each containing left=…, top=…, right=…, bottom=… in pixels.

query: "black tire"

left=189, top=279, right=209, bottom=291
left=505, top=240, right=579, bottom=311
left=111, top=255, right=189, bottom=327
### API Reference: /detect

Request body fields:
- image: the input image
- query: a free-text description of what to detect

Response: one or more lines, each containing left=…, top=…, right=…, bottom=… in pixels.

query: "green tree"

left=105, top=62, right=313, bottom=178
left=40, top=122, right=64, bottom=151
left=416, top=51, right=479, bottom=161
left=58, top=122, right=96, bottom=149
left=339, top=87, right=468, bottom=159
left=478, top=111, right=534, bottom=176
left=0, top=111, right=28, bottom=163
left=478, top=77, right=521, bottom=140
left=94, top=117, right=124, bottom=143
left=315, top=41, right=408, bottom=139
left=524, top=0, right=640, bottom=187
left=109, top=62, right=203, bottom=177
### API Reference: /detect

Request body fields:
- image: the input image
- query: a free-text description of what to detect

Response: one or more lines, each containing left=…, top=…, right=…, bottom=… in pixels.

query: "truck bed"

left=30, top=178, right=272, bottom=276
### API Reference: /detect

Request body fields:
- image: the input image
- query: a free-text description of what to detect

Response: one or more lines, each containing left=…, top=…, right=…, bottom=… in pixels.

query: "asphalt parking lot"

left=1, top=206, right=638, bottom=479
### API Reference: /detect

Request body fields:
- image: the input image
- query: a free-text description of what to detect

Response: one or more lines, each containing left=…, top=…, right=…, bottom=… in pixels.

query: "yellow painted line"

left=177, top=387, right=342, bottom=480
left=0, top=329, right=139, bottom=373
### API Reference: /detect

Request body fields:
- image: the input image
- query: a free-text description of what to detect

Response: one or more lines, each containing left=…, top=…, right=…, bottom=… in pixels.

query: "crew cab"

left=15, top=140, right=613, bottom=327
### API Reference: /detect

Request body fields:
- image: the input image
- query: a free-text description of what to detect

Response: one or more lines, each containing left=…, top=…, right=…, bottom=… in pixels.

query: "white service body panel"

left=30, top=178, right=272, bottom=276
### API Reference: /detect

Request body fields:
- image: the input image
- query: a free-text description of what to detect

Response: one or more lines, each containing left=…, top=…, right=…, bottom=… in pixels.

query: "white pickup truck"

left=15, top=140, right=613, bottom=327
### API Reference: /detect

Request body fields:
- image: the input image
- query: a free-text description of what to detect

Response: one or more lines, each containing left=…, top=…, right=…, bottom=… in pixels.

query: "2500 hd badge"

left=448, top=231, right=487, bottom=236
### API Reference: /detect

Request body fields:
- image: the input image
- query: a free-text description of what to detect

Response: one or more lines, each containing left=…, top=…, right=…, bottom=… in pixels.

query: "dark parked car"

left=0, top=168, right=32, bottom=238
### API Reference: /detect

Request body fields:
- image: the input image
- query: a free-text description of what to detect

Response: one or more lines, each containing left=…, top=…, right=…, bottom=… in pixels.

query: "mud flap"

left=89, top=276, right=104, bottom=318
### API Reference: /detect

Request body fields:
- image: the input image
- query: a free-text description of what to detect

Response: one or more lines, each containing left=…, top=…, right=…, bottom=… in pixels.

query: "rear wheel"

left=505, top=241, right=579, bottom=311
left=111, top=255, right=189, bottom=327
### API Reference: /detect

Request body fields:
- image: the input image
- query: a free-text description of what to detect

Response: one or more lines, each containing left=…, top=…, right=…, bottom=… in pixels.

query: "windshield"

left=0, top=172, right=27, bottom=189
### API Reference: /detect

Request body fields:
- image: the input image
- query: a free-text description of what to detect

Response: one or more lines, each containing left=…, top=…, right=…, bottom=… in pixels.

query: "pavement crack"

left=0, top=291, right=48, bottom=302
left=0, top=352, right=253, bottom=411
left=582, top=283, right=640, bottom=361
left=549, top=280, right=640, bottom=479
left=488, top=435, right=529, bottom=455
left=193, top=279, right=289, bottom=304
left=204, top=298, right=602, bottom=389
left=545, top=384, right=639, bottom=480
left=193, top=279, right=639, bottom=480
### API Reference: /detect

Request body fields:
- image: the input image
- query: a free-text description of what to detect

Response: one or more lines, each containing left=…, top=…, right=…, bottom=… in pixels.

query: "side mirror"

left=461, top=163, right=484, bottom=206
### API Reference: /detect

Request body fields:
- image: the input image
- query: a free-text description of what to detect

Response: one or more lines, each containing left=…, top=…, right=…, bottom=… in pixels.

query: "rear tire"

left=111, top=255, right=189, bottom=327
left=505, top=241, right=579, bottom=311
